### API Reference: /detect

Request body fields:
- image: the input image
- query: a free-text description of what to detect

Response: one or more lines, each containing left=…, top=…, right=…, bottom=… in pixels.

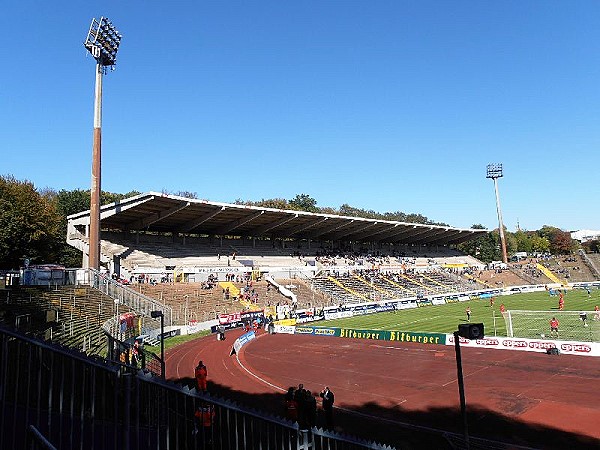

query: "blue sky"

left=2, top=1, right=599, bottom=232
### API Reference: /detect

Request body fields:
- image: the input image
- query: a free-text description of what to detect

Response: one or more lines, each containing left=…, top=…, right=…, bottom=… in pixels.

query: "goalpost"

left=502, top=310, right=600, bottom=342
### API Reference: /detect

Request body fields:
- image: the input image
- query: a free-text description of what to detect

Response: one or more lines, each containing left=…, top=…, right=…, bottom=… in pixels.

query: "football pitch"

left=319, top=288, right=600, bottom=341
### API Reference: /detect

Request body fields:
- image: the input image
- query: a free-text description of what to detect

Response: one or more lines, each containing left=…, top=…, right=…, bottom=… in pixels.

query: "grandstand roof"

left=67, top=192, right=486, bottom=246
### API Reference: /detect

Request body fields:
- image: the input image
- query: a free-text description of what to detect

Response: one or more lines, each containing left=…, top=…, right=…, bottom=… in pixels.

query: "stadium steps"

left=380, top=275, right=415, bottom=296
left=352, top=275, right=396, bottom=300
left=418, top=273, right=454, bottom=292
left=535, top=263, right=564, bottom=285
left=398, top=273, right=436, bottom=293
left=219, top=282, right=240, bottom=297
left=327, top=276, right=370, bottom=302
left=463, top=273, right=492, bottom=288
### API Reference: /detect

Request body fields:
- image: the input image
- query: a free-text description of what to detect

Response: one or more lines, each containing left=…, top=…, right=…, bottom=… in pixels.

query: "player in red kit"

left=549, top=317, right=559, bottom=338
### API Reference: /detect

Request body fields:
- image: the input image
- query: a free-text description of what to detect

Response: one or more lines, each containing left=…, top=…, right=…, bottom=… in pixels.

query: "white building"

left=571, top=229, right=600, bottom=242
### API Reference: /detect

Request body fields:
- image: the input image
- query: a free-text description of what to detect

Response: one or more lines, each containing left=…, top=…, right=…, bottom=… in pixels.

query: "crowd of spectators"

left=284, top=384, right=318, bottom=430
left=201, top=274, right=219, bottom=290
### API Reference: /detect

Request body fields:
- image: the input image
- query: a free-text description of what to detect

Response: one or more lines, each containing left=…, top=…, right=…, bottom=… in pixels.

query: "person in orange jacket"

left=195, top=360, right=208, bottom=392
left=194, top=402, right=216, bottom=447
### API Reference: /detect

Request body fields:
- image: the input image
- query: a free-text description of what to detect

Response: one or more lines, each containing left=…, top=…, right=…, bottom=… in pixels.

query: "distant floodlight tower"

left=486, top=163, right=508, bottom=264
left=83, top=17, right=122, bottom=269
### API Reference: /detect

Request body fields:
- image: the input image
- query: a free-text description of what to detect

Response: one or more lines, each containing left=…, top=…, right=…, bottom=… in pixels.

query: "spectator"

left=284, top=387, right=298, bottom=422
left=305, top=390, right=317, bottom=429
left=195, top=360, right=208, bottom=392
left=319, top=386, right=335, bottom=429
left=194, top=402, right=215, bottom=448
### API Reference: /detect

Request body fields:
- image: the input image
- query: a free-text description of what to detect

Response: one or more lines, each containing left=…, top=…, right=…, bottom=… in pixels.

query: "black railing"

left=0, top=326, right=393, bottom=450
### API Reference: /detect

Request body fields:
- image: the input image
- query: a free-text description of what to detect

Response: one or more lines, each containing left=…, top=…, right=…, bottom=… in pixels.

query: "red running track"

left=166, top=329, right=600, bottom=449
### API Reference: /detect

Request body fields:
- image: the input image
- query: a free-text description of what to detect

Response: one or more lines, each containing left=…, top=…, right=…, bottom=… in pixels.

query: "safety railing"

left=74, top=269, right=172, bottom=333
left=0, top=327, right=394, bottom=450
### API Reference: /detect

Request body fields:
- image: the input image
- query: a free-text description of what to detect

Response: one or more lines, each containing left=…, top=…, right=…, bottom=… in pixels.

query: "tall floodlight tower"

left=83, top=17, right=121, bottom=269
left=486, top=163, right=508, bottom=264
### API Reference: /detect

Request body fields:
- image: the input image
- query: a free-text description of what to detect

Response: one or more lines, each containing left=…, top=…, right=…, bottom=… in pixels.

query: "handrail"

left=580, top=250, right=600, bottom=279
left=76, top=269, right=172, bottom=333
left=28, top=425, right=58, bottom=450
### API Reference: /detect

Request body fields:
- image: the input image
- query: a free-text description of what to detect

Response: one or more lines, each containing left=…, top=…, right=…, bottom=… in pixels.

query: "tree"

left=51, top=189, right=142, bottom=267
left=0, top=175, right=62, bottom=269
left=172, top=191, right=198, bottom=199
left=530, top=234, right=550, bottom=253
left=289, top=194, right=318, bottom=212
left=550, top=230, right=575, bottom=255
left=457, top=226, right=501, bottom=263
left=234, top=198, right=291, bottom=210
left=537, top=225, right=575, bottom=255
left=513, top=230, right=533, bottom=254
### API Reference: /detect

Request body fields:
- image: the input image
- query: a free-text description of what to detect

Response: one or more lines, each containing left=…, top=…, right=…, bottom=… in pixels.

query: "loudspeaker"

left=547, top=347, right=560, bottom=355
left=458, top=323, right=485, bottom=340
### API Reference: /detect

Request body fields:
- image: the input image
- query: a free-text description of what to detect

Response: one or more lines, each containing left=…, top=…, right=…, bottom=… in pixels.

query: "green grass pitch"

left=319, top=288, right=600, bottom=341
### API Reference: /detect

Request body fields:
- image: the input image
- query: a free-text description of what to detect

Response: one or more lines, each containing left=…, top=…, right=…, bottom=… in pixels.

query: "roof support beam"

left=214, top=210, right=265, bottom=235
left=430, top=230, right=475, bottom=246
left=350, top=223, right=399, bottom=242
left=251, top=213, right=298, bottom=236
left=306, top=220, right=355, bottom=240
left=375, top=225, right=418, bottom=242
left=391, top=226, right=436, bottom=244
left=330, top=222, right=379, bottom=241
left=272, top=217, right=329, bottom=238
left=178, top=206, right=226, bottom=233
left=410, top=228, right=452, bottom=245
left=125, top=202, right=191, bottom=230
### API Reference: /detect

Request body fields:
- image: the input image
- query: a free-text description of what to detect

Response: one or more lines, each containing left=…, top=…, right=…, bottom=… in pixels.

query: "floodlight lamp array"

left=486, top=163, right=503, bottom=179
left=84, top=17, right=122, bottom=67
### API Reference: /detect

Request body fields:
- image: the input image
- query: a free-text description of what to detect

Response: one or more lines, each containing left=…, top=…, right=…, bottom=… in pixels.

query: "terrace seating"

left=136, top=280, right=291, bottom=323
left=274, top=278, right=330, bottom=309
left=0, top=286, right=131, bottom=355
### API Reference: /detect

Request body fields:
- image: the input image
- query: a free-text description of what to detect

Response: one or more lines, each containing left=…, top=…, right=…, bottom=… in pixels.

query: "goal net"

left=502, top=310, right=600, bottom=342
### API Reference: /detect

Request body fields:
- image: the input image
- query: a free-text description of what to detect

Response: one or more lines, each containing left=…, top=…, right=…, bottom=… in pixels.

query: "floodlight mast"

left=83, top=17, right=121, bottom=270
left=486, top=163, right=508, bottom=264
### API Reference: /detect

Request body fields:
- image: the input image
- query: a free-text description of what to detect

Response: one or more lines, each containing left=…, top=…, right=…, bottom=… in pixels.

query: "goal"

left=502, top=310, right=600, bottom=342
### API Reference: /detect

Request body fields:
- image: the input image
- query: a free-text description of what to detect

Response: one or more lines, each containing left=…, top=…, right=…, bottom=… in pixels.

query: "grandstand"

left=62, top=192, right=600, bottom=322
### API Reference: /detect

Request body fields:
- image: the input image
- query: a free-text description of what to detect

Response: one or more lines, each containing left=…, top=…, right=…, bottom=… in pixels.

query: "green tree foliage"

left=0, top=176, right=62, bottom=269
left=235, top=195, right=448, bottom=225
left=513, top=230, right=533, bottom=253
left=172, top=191, right=198, bottom=199
left=288, top=194, right=318, bottom=212
left=550, top=229, right=576, bottom=254
left=582, top=239, right=599, bottom=253
left=235, top=198, right=291, bottom=210
left=457, top=225, right=501, bottom=262
left=537, top=225, right=576, bottom=254
left=530, top=234, right=550, bottom=253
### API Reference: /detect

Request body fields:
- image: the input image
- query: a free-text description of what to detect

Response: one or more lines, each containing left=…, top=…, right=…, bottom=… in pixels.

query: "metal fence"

left=72, top=269, right=173, bottom=335
left=0, top=327, right=394, bottom=450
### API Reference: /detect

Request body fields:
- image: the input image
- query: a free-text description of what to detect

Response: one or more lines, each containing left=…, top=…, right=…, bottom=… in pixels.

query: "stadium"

left=2, top=191, right=600, bottom=450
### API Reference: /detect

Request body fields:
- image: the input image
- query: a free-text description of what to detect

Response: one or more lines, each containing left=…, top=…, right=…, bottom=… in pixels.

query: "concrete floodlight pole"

left=84, top=17, right=121, bottom=270
left=89, top=63, right=103, bottom=270
left=493, top=177, right=508, bottom=264
left=486, top=164, right=508, bottom=264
